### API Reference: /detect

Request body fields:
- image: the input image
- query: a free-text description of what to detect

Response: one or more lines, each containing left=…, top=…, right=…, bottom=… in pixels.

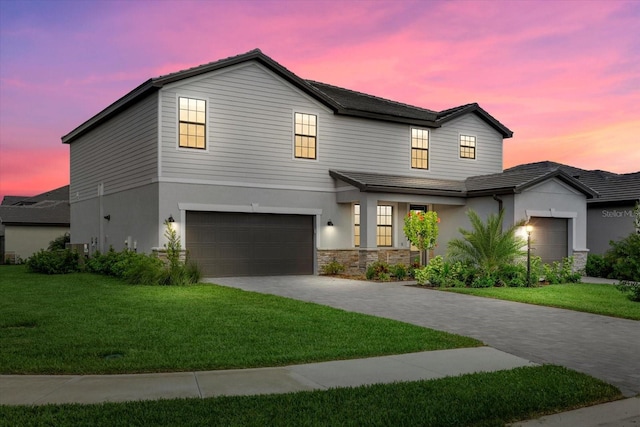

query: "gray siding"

left=69, top=93, right=159, bottom=200
left=159, top=62, right=504, bottom=190
left=587, top=203, right=637, bottom=254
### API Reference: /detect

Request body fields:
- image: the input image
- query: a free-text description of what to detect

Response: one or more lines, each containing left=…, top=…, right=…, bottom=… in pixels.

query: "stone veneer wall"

left=572, top=250, right=588, bottom=273
left=317, top=249, right=411, bottom=275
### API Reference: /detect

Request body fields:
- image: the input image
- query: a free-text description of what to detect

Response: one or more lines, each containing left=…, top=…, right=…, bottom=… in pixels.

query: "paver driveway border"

left=207, top=275, right=640, bottom=397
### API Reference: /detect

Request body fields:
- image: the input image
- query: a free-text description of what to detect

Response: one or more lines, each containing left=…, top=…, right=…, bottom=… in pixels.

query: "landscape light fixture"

left=167, top=215, right=175, bottom=223
left=526, top=224, right=533, bottom=286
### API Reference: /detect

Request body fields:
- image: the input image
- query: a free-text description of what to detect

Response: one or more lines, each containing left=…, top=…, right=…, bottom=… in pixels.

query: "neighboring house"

left=506, top=162, right=640, bottom=255
left=0, top=186, right=70, bottom=263
left=62, top=49, right=594, bottom=276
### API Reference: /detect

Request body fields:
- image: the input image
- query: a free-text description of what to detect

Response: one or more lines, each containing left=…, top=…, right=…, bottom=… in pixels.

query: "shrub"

left=471, top=274, right=495, bottom=288
left=585, top=254, right=611, bottom=278
left=390, top=264, right=408, bottom=280
left=413, top=266, right=430, bottom=285
left=122, top=254, right=164, bottom=285
left=26, top=249, right=81, bottom=274
left=617, top=280, right=640, bottom=302
left=48, top=232, right=71, bottom=251
left=366, top=261, right=390, bottom=280
left=497, top=263, right=527, bottom=287
left=322, top=260, right=346, bottom=275
left=542, top=257, right=581, bottom=284
left=605, top=233, right=640, bottom=282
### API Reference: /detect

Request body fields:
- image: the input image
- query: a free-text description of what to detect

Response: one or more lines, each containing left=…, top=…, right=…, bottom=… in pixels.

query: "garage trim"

left=525, top=209, right=588, bottom=253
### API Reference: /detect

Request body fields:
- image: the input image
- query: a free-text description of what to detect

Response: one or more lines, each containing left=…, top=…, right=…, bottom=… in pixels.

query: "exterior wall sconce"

left=327, top=220, right=334, bottom=226
left=526, top=224, right=533, bottom=286
left=167, top=215, right=175, bottom=223
left=103, top=214, right=111, bottom=221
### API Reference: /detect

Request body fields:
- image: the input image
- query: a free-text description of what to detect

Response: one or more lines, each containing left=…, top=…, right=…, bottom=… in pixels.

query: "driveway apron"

left=207, top=276, right=640, bottom=397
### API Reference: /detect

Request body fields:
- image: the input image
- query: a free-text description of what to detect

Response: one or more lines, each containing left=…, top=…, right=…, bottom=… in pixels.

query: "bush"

left=48, top=233, right=71, bottom=251
left=542, top=257, right=581, bottom=284
left=471, top=274, right=496, bottom=288
left=26, top=249, right=81, bottom=274
left=122, top=254, right=164, bottom=285
left=605, top=233, right=640, bottom=282
left=497, top=263, right=527, bottom=287
left=585, top=254, right=611, bottom=278
left=366, top=261, right=390, bottom=280
left=390, top=264, right=408, bottom=280
left=414, top=267, right=430, bottom=285
left=322, top=260, right=346, bottom=275
left=617, top=280, right=640, bottom=302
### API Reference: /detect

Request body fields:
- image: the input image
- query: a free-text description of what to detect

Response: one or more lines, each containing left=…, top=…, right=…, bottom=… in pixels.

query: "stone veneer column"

left=572, top=250, right=589, bottom=273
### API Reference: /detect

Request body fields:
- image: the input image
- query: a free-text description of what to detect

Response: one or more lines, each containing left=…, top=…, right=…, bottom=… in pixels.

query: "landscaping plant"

left=321, top=260, right=346, bottom=275
left=447, top=209, right=526, bottom=283
left=403, top=210, right=439, bottom=264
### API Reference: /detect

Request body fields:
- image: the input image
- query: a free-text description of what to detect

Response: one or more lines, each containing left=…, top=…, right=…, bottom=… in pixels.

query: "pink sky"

left=1, top=0, right=638, bottom=200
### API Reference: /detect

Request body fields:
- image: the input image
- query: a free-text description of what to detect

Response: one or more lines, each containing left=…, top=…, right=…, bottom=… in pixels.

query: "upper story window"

left=460, top=134, right=476, bottom=159
left=179, top=97, right=206, bottom=149
left=354, top=204, right=393, bottom=247
left=411, top=128, right=429, bottom=169
left=294, top=112, right=317, bottom=159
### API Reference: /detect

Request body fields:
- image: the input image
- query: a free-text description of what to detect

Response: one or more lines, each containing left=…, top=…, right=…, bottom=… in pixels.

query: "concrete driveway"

left=207, top=276, right=640, bottom=397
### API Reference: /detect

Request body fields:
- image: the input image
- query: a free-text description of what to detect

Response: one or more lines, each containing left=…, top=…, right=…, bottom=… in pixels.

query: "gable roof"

left=0, top=186, right=70, bottom=226
left=62, top=49, right=513, bottom=143
left=505, top=162, right=640, bottom=205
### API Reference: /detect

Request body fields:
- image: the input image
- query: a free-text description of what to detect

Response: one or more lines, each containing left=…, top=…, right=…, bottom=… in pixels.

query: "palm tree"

left=447, top=209, right=526, bottom=277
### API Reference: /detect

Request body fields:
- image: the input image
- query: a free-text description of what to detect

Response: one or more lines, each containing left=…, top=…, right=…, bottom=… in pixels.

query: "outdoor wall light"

left=327, top=220, right=334, bottom=226
left=167, top=215, right=175, bottom=223
left=103, top=214, right=111, bottom=221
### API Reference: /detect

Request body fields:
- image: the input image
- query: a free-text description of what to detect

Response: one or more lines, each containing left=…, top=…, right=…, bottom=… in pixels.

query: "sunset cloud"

left=0, top=0, right=638, bottom=199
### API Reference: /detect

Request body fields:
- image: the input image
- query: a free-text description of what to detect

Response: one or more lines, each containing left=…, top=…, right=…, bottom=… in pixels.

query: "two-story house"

left=62, top=49, right=595, bottom=276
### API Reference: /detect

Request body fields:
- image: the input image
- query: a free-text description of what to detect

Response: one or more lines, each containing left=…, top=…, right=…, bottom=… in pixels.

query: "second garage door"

left=185, top=211, right=314, bottom=277
left=529, top=217, right=568, bottom=264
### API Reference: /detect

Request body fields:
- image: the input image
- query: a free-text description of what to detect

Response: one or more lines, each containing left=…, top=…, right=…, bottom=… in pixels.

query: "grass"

left=0, top=365, right=622, bottom=427
left=443, top=282, right=640, bottom=320
left=0, top=266, right=480, bottom=374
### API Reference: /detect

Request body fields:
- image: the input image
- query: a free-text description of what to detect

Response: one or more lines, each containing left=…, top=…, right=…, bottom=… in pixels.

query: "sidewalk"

left=1, top=347, right=533, bottom=405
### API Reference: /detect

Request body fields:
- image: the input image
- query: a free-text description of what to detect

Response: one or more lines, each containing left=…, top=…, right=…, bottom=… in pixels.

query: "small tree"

left=403, top=210, right=440, bottom=265
left=163, top=219, right=182, bottom=271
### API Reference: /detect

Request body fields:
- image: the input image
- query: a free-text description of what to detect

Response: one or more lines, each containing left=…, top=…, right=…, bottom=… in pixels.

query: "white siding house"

left=63, top=49, right=594, bottom=276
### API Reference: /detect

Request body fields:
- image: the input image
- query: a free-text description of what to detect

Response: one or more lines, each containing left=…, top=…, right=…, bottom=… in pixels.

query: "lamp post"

left=526, top=224, right=533, bottom=286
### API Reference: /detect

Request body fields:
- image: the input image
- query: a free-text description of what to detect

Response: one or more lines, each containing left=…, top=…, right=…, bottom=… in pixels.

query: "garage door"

left=529, top=217, right=568, bottom=264
left=185, top=211, right=314, bottom=277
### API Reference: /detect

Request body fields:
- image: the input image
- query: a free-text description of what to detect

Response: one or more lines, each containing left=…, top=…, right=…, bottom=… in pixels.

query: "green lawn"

left=0, top=365, right=621, bottom=427
left=0, top=266, right=479, bottom=374
left=443, top=282, right=640, bottom=320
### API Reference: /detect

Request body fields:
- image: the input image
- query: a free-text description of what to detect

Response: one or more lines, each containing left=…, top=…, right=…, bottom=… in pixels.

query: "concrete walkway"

left=209, top=276, right=640, bottom=397
left=1, top=347, right=534, bottom=405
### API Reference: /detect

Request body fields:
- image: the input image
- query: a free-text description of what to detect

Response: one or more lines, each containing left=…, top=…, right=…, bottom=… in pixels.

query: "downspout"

left=492, top=194, right=503, bottom=214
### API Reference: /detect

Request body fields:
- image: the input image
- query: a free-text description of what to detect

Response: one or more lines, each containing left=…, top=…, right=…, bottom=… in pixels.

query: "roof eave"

left=336, top=109, right=439, bottom=127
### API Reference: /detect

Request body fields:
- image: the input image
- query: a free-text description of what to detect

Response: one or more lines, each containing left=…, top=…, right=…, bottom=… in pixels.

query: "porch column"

left=359, top=196, right=377, bottom=249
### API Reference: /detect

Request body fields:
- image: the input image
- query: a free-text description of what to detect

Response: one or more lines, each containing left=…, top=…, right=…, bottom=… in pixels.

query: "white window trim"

left=292, top=110, right=319, bottom=162
left=176, top=94, right=210, bottom=152
left=458, top=133, right=477, bottom=161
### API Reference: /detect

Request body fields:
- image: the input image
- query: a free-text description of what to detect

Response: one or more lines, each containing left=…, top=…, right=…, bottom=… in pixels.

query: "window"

left=460, top=134, right=476, bottom=159
left=294, top=112, right=317, bottom=159
left=411, top=128, right=429, bottom=169
left=179, top=97, right=206, bottom=149
left=354, top=204, right=393, bottom=247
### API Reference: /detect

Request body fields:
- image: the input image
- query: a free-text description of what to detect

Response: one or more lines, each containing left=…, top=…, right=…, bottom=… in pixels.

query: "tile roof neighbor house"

left=62, top=49, right=595, bottom=276
left=0, top=185, right=70, bottom=263
left=506, top=162, right=640, bottom=255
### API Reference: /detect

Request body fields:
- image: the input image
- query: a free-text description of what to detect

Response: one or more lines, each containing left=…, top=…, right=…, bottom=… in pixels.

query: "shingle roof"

left=62, top=49, right=513, bottom=143
left=505, top=162, right=640, bottom=204
left=0, top=186, right=70, bottom=226
left=330, top=170, right=466, bottom=196
left=330, top=167, right=598, bottom=198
